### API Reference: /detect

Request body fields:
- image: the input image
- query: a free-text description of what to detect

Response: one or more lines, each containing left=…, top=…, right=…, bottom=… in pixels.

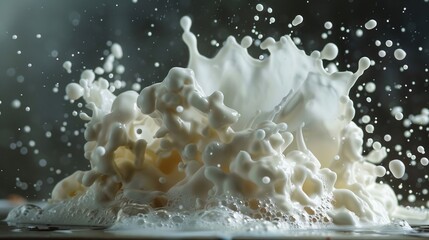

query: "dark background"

left=0, top=0, right=428, bottom=208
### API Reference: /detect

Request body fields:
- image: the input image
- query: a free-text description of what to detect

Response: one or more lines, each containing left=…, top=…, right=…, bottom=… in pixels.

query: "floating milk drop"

left=104, top=55, right=115, bottom=72
left=11, top=99, right=21, bottom=109
left=365, top=82, right=376, bottom=93
left=384, top=134, right=392, bottom=142
left=389, top=159, right=406, bottom=179
left=365, top=124, right=374, bottom=133
left=394, top=49, right=407, bottom=60
left=355, top=29, right=363, bottom=37
left=365, top=19, right=377, bottom=30
left=386, top=40, right=393, bottom=47
left=361, top=115, right=371, bottom=123
left=421, top=157, right=429, bottom=166
left=291, top=15, right=303, bottom=26
left=111, top=43, right=123, bottom=59
left=62, top=61, right=72, bottom=74
left=324, top=21, right=333, bottom=30
left=395, top=112, right=404, bottom=121
left=256, top=4, right=263, bottom=12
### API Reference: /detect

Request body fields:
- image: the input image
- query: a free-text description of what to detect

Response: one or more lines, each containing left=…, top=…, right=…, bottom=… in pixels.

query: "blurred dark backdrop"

left=0, top=0, right=428, bottom=207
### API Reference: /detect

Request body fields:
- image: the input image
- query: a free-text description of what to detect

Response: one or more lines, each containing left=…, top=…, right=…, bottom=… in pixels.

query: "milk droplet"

left=116, top=65, right=125, bottom=74
left=384, top=134, right=392, bottom=142
left=389, top=160, right=405, bottom=179
left=361, top=115, right=371, bottom=123
left=111, top=43, right=123, bottom=59
left=291, top=15, right=303, bottom=26
left=364, top=19, right=377, bottom=30
left=365, top=82, right=376, bottom=93
left=395, top=112, right=404, bottom=121
left=63, top=61, right=72, bottom=74
left=420, top=157, right=429, bottom=166
left=324, top=21, right=333, bottom=30
left=394, top=49, right=406, bottom=60
left=385, top=40, right=393, bottom=47
left=355, top=29, right=363, bottom=37
left=365, top=124, right=374, bottom=133
left=11, top=99, right=21, bottom=109
left=320, top=43, right=338, bottom=60
left=256, top=4, right=264, bottom=12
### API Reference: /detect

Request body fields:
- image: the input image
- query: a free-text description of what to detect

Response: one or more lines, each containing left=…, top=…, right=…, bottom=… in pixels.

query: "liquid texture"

left=6, top=16, right=429, bottom=232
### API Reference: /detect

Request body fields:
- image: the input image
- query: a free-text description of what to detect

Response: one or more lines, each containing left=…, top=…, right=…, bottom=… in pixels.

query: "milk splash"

left=6, top=16, right=428, bottom=232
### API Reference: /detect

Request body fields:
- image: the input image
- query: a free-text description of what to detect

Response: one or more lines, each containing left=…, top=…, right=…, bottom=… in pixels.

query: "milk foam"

left=6, top=16, right=429, bottom=231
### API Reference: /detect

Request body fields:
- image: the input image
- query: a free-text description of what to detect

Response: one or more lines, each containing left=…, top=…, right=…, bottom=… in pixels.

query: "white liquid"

left=365, top=19, right=377, bottom=30
left=6, top=16, right=429, bottom=232
left=291, top=15, right=303, bottom=26
left=389, top=160, right=405, bottom=179
left=394, top=49, right=407, bottom=60
left=63, top=61, right=72, bottom=74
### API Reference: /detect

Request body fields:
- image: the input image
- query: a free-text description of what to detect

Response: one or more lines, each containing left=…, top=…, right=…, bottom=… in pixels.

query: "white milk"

left=6, top=16, right=428, bottom=233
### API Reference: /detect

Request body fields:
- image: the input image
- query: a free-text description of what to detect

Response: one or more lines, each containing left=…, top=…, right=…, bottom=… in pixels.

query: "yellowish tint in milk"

left=6, top=15, right=429, bottom=232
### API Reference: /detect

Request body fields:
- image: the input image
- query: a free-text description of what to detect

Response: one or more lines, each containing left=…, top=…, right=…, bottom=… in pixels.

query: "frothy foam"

left=6, top=15, right=429, bottom=233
